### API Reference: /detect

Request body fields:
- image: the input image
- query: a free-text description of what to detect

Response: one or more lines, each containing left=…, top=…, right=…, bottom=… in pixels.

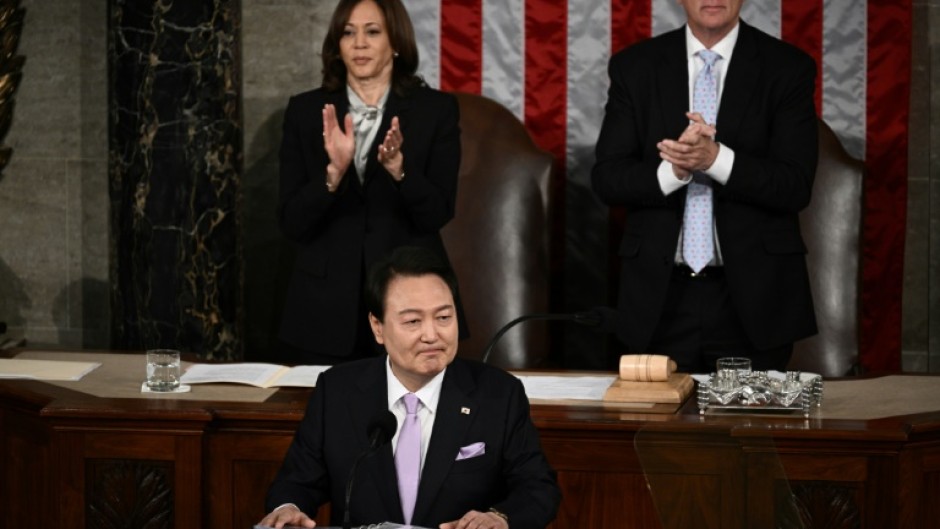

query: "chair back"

left=790, top=120, right=864, bottom=376
left=442, top=93, right=554, bottom=369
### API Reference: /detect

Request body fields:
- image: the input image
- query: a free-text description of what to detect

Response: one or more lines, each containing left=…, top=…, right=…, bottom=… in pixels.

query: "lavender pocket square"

left=456, top=442, right=486, bottom=460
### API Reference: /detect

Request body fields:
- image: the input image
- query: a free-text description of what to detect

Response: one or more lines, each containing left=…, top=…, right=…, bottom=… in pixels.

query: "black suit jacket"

left=266, top=357, right=561, bottom=529
left=592, top=21, right=818, bottom=351
left=277, top=85, right=463, bottom=356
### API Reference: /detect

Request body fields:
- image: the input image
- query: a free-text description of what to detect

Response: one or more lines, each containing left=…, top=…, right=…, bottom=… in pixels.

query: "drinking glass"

left=146, top=349, right=181, bottom=392
left=715, top=357, right=751, bottom=387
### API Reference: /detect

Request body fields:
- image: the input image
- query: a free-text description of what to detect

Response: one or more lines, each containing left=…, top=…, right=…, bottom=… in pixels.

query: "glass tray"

left=696, top=371, right=823, bottom=417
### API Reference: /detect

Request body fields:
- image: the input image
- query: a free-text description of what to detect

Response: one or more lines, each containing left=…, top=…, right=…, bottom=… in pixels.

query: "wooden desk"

left=2, top=356, right=939, bottom=529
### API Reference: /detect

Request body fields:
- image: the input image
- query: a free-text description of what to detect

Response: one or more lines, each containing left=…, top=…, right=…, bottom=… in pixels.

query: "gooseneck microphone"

left=343, top=410, right=397, bottom=529
left=481, top=306, right=625, bottom=364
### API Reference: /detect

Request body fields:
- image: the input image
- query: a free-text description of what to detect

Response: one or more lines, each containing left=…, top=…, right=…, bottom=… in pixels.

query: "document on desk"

left=0, top=358, right=101, bottom=381
left=181, top=363, right=330, bottom=388
left=514, top=374, right=617, bottom=401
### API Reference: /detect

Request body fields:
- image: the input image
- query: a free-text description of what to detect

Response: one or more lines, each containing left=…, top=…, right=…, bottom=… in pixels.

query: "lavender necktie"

left=395, top=393, right=421, bottom=525
left=683, top=49, right=721, bottom=273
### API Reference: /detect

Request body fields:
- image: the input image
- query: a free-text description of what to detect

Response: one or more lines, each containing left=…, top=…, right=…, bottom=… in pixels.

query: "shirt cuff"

left=705, top=143, right=734, bottom=185
left=658, top=160, right=692, bottom=196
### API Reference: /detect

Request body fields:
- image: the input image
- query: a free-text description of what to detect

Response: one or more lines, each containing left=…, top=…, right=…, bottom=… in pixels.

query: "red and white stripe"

left=404, top=0, right=912, bottom=371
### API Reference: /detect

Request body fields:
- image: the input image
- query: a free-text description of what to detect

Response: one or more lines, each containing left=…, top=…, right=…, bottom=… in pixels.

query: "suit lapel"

left=351, top=358, right=401, bottom=521
left=325, top=89, right=351, bottom=141
left=716, top=21, right=760, bottom=153
left=657, top=27, right=693, bottom=144
left=411, top=361, right=478, bottom=525
left=657, top=27, right=693, bottom=212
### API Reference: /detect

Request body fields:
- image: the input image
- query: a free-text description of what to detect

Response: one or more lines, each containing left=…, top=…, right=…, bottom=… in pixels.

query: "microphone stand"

left=481, top=311, right=605, bottom=364
left=343, top=448, right=374, bottom=529
left=344, top=411, right=396, bottom=529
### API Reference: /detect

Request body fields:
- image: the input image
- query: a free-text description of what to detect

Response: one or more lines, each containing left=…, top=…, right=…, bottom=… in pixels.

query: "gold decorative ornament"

left=0, top=0, right=24, bottom=178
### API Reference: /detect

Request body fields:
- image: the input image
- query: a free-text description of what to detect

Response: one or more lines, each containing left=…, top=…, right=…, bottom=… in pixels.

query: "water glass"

left=716, top=357, right=751, bottom=386
left=146, top=349, right=181, bottom=392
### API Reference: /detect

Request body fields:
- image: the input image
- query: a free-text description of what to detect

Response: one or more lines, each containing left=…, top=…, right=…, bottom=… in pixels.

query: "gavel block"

left=604, top=354, right=693, bottom=404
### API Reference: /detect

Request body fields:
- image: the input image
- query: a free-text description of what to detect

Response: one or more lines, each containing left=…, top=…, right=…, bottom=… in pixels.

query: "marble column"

left=108, top=0, right=242, bottom=360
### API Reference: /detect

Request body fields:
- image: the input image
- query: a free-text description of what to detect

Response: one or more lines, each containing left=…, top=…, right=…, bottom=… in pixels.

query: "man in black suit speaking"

left=259, top=246, right=560, bottom=529
left=592, top=0, right=819, bottom=373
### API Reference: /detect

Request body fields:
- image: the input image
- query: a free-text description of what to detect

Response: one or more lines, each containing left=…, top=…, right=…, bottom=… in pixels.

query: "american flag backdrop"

left=401, top=0, right=912, bottom=371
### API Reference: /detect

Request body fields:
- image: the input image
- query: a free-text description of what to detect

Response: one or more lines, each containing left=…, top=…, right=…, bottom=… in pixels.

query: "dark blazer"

left=266, top=357, right=561, bottom=529
left=591, top=21, right=818, bottom=352
left=277, top=85, right=463, bottom=357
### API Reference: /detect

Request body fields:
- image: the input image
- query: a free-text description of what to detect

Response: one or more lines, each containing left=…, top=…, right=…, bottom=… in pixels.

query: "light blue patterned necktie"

left=682, top=49, right=721, bottom=273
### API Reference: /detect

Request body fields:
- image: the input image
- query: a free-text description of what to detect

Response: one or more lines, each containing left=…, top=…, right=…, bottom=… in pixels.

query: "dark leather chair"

left=788, top=120, right=865, bottom=377
left=441, top=93, right=554, bottom=369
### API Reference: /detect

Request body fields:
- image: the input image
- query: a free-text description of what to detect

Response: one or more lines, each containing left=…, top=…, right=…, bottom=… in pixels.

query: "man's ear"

left=368, top=312, right=385, bottom=344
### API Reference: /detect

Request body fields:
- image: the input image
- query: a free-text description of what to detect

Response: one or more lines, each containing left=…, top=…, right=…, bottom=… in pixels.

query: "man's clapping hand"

left=657, top=111, right=719, bottom=179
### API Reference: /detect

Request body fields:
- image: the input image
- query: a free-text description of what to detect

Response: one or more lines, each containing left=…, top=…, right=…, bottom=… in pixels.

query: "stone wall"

left=0, top=1, right=108, bottom=348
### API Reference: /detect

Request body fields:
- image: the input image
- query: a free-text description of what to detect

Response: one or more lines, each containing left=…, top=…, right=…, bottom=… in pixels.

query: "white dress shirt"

left=272, top=360, right=446, bottom=517
left=386, top=357, right=445, bottom=475
left=658, top=23, right=740, bottom=266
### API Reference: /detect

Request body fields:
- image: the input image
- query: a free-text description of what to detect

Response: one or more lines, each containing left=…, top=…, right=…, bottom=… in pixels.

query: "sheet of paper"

left=0, top=358, right=101, bottom=381
left=270, top=365, right=331, bottom=387
left=181, top=363, right=286, bottom=386
left=515, top=374, right=617, bottom=401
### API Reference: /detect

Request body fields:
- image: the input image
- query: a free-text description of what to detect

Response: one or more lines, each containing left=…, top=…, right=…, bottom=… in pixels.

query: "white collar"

left=386, top=356, right=446, bottom=414
left=685, top=22, right=740, bottom=63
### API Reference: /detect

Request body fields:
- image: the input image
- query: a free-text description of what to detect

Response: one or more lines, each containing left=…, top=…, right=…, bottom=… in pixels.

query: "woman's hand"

left=378, top=116, right=405, bottom=182
left=323, top=104, right=355, bottom=191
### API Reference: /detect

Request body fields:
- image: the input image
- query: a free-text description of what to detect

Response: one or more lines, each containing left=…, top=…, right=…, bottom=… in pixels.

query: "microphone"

left=343, top=410, right=397, bottom=529
left=481, top=306, right=625, bottom=364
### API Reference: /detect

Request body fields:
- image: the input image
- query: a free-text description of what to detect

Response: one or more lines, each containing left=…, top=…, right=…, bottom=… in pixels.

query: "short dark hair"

left=321, top=0, right=423, bottom=95
left=365, top=246, right=458, bottom=321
